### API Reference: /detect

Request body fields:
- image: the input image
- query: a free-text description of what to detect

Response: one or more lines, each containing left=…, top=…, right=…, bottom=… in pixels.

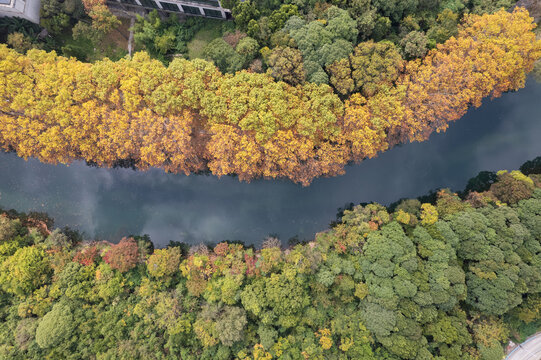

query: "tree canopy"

left=0, top=162, right=540, bottom=359
left=0, top=9, right=539, bottom=185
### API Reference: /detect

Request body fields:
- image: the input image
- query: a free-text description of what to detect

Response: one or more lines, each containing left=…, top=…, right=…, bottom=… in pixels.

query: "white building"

left=109, top=0, right=231, bottom=19
left=0, top=0, right=41, bottom=24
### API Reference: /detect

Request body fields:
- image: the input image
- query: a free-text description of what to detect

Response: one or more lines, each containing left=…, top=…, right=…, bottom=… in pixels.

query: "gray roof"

left=0, top=0, right=41, bottom=24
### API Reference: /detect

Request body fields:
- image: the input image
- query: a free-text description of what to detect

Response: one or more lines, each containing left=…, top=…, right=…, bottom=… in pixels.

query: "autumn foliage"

left=73, top=245, right=100, bottom=266
left=0, top=162, right=541, bottom=358
left=0, top=9, right=539, bottom=185
left=102, top=237, right=139, bottom=272
left=81, top=0, right=105, bottom=11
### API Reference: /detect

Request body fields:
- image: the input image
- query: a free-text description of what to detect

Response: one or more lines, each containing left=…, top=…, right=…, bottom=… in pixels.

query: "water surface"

left=1, top=80, right=540, bottom=246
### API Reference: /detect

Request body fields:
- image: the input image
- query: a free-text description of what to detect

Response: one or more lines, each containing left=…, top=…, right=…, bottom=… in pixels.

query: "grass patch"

left=57, top=17, right=130, bottom=62
left=60, top=33, right=95, bottom=62
left=187, top=19, right=224, bottom=60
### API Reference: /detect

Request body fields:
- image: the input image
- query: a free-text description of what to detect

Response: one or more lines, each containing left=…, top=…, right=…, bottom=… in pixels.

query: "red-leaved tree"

left=103, top=237, right=139, bottom=273
left=73, top=245, right=100, bottom=266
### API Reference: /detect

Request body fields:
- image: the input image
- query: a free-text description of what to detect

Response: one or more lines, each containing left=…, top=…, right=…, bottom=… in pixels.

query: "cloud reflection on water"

left=0, top=80, right=540, bottom=246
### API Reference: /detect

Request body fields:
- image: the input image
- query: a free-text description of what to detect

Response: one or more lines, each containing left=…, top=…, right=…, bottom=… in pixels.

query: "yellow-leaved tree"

left=0, top=8, right=539, bottom=185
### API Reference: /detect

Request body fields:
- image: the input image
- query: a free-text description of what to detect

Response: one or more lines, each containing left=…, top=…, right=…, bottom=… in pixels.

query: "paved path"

left=506, top=334, right=541, bottom=360
left=128, top=17, right=135, bottom=56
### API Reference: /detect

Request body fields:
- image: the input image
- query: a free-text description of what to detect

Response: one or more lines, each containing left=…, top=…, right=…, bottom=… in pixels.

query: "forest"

left=0, top=157, right=540, bottom=359
left=1, top=0, right=541, bottom=358
left=0, top=4, right=539, bottom=184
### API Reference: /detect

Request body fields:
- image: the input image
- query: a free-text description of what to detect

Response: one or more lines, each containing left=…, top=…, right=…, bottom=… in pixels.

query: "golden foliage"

left=0, top=9, right=539, bottom=185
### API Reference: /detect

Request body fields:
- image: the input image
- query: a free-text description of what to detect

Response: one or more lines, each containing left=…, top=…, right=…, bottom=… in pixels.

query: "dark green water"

left=0, top=80, right=540, bottom=246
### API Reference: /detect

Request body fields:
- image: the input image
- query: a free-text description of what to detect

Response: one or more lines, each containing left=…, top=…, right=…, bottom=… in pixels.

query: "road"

left=506, top=334, right=541, bottom=360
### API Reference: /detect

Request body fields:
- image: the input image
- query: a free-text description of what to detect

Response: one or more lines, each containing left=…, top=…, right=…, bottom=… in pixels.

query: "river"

left=0, top=79, right=540, bottom=247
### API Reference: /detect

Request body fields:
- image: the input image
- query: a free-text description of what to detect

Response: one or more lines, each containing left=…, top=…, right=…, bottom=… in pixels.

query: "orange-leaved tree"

left=0, top=9, right=539, bottom=185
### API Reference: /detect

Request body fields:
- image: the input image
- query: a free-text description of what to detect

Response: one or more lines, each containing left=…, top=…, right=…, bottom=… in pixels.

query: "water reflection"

left=0, top=80, right=540, bottom=246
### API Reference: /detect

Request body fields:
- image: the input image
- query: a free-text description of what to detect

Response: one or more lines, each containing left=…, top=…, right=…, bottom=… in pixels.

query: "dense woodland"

left=0, top=8, right=540, bottom=184
left=0, top=0, right=528, bottom=66
left=1, top=1, right=541, bottom=359
left=0, top=158, right=541, bottom=359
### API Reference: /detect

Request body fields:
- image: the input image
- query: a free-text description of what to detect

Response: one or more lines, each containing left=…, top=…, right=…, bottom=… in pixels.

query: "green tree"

left=35, top=301, right=75, bottom=348
left=40, top=0, right=84, bottom=35
left=372, top=15, right=392, bottom=41
left=450, top=207, right=530, bottom=315
left=132, top=10, right=188, bottom=59
left=204, top=38, right=244, bottom=73
left=268, top=4, right=299, bottom=32
left=235, top=36, right=260, bottom=65
left=424, top=310, right=473, bottom=359
left=0, top=246, right=50, bottom=296
left=328, top=40, right=404, bottom=97
left=233, top=0, right=260, bottom=31
left=0, top=217, right=26, bottom=243
left=520, top=156, right=541, bottom=175
left=463, top=171, right=498, bottom=194
left=347, top=0, right=377, bottom=39
left=372, top=0, right=419, bottom=21
left=324, top=5, right=358, bottom=43
left=470, top=0, right=514, bottom=14
left=478, top=340, right=505, bottom=360
left=399, top=30, right=428, bottom=59
left=285, top=7, right=358, bottom=83
left=94, top=262, right=126, bottom=301
left=215, top=306, right=247, bottom=346
left=426, top=9, right=459, bottom=46
left=360, top=222, right=430, bottom=357
left=411, top=223, right=466, bottom=310
left=241, top=268, right=310, bottom=328
left=52, top=261, right=95, bottom=301
left=44, top=229, right=73, bottom=250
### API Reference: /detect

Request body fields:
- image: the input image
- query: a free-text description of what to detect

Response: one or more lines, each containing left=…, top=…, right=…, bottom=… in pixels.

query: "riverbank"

left=1, top=10, right=539, bottom=185
left=1, top=161, right=540, bottom=359
left=1, top=79, right=540, bottom=246
left=2, top=155, right=540, bottom=250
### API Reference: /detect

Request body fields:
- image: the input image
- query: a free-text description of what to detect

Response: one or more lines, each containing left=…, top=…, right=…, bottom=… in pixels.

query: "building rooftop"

left=0, top=0, right=41, bottom=24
